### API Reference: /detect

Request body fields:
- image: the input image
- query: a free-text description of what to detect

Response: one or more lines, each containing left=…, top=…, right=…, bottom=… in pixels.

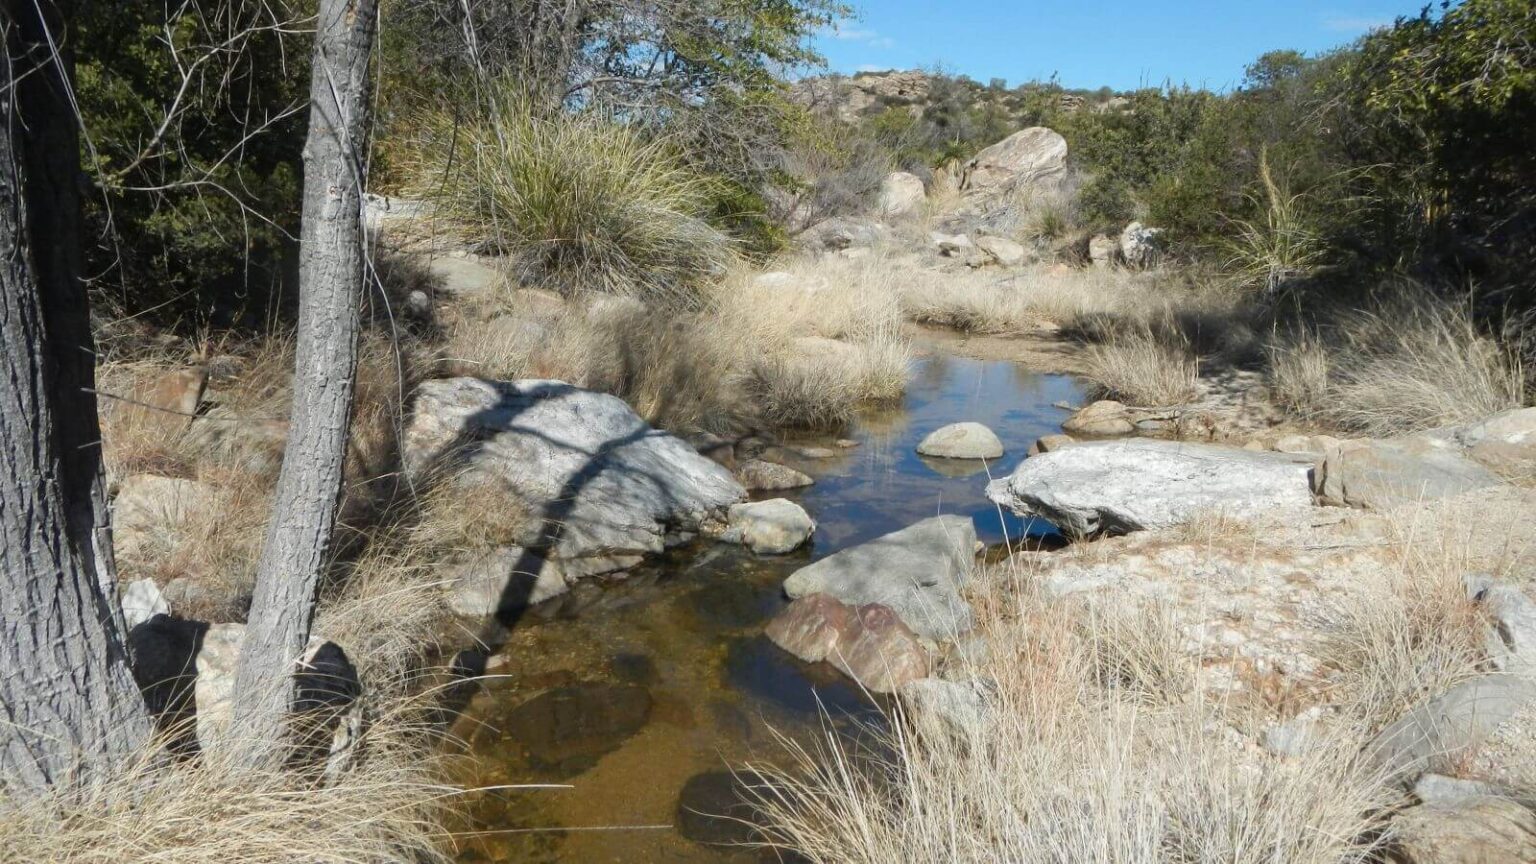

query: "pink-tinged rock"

left=765, top=594, right=929, bottom=693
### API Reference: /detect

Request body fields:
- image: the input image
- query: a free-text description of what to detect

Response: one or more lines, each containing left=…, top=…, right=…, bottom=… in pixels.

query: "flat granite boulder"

left=1314, top=437, right=1501, bottom=510
left=782, top=515, right=978, bottom=641
left=404, top=378, right=746, bottom=576
left=985, top=439, right=1315, bottom=536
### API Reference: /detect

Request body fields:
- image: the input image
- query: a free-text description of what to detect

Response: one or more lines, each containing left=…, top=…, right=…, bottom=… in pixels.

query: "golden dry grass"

left=1083, top=325, right=1201, bottom=406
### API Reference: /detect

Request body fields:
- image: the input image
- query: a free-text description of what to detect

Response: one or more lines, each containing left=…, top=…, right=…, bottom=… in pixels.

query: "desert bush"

left=420, top=85, right=733, bottom=303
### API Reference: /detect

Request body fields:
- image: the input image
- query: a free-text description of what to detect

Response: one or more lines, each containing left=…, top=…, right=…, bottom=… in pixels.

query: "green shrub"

left=424, top=86, right=734, bottom=303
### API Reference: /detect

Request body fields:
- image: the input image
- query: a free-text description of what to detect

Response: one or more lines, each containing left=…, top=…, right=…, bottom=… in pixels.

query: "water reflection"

left=454, top=353, right=1084, bottom=863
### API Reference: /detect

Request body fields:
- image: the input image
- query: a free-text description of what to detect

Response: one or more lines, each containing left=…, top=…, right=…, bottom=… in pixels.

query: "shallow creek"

left=452, top=347, right=1086, bottom=863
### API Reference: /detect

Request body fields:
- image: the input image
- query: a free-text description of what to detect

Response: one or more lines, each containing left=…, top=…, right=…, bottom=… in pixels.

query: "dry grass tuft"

left=1269, top=292, right=1527, bottom=435
left=0, top=704, right=457, bottom=864
left=752, top=566, right=1394, bottom=864
left=1083, top=325, right=1201, bottom=406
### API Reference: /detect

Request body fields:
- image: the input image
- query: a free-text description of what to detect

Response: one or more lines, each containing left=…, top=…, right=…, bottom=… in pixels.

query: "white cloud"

left=829, top=25, right=896, bottom=49
left=1322, top=14, right=1392, bottom=33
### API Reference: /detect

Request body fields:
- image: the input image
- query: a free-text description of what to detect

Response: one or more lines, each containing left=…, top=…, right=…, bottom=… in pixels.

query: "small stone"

left=1061, top=400, right=1135, bottom=436
left=1414, top=774, right=1505, bottom=806
left=719, top=499, right=815, bottom=555
left=916, top=422, right=1004, bottom=460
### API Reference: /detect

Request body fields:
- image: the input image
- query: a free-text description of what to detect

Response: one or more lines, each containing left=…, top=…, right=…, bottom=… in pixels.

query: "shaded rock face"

left=765, top=594, right=929, bottom=693
left=986, top=440, right=1315, bottom=536
left=782, top=515, right=978, bottom=641
left=404, top=378, right=746, bottom=578
left=720, top=498, right=815, bottom=555
left=961, top=127, right=1068, bottom=198
left=1314, top=438, right=1500, bottom=510
left=916, top=422, right=1004, bottom=460
left=1469, top=578, right=1536, bottom=679
left=878, top=171, right=926, bottom=218
left=1394, top=796, right=1536, bottom=864
left=735, top=458, right=814, bottom=491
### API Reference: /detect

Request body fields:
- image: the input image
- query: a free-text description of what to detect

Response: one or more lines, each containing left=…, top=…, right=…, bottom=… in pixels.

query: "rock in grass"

left=1394, top=796, right=1536, bottom=864
left=916, top=422, right=1004, bottom=460
left=974, top=235, right=1028, bottom=267
left=783, top=515, right=978, bottom=641
left=765, top=594, right=929, bottom=693
left=735, top=459, right=814, bottom=491
left=1367, top=675, right=1536, bottom=781
left=986, top=439, right=1315, bottom=536
left=719, top=499, right=815, bottom=555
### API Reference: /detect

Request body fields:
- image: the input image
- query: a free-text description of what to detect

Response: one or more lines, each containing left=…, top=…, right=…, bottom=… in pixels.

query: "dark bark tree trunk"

left=0, top=0, right=153, bottom=795
left=229, top=0, right=378, bottom=767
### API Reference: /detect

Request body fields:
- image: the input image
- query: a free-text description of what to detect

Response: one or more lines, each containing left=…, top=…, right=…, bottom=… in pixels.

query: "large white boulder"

left=961, top=127, right=1068, bottom=197
left=404, top=378, right=746, bottom=577
left=985, top=440, right=1315, bottom=535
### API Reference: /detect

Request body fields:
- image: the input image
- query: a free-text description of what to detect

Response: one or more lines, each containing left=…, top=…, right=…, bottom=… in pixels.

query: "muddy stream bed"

left=451, top=345, right=1086, bottom=863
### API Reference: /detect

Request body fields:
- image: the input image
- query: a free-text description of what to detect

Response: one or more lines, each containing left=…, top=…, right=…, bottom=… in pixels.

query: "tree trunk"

left=0, top=0, right=153, bottom=795
left=229, top=0, right=377, bottom=767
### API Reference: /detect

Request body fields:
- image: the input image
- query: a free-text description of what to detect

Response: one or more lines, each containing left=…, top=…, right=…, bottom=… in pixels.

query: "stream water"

left=452, top=347, right=1086, bottom=863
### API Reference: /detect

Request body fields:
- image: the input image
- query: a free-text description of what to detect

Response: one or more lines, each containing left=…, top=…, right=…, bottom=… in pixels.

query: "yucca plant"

left=1222, top=151, right=1327, bottom=296
left=424, top=82, right=734, bottom=304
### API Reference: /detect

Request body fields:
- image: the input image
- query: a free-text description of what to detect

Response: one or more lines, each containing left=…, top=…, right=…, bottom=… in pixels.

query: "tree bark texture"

left=0, top=0, right=153, bottom=795
left=229, top=0, right=377, bottom=767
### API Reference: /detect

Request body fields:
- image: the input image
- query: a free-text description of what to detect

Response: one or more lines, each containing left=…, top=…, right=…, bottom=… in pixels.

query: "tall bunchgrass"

left=1268, top=291, right=1527, bottom=435
left=1083, top=325, right=1201, bottom=406
left=422, top=84, right=732, bottom=302
left=1223, top=152, right=1328, bottom=296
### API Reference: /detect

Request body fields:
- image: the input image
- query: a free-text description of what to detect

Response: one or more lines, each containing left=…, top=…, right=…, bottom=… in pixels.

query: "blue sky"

left=813, top=1, right=1432, bottom=91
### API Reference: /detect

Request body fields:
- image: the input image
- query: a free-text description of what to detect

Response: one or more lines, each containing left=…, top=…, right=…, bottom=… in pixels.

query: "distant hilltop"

left=792, top=69, right=1130, bottom=123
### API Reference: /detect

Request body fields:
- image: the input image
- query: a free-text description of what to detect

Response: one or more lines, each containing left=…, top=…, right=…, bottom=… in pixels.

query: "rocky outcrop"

left=765, top=593, right=929, bottom=692
left=878, top=171, right=926, bottom=219
left=719, top=498, right=815, bottom=555
left=1314, top=438, right=1501, bottom=510
left=782, top=515, right=978, bottom=641
left=986, top=440, right=1315, bottom=536
left=404, top=378, right=746, bottom=578
left=798, top=217, right=890, bottom=252
left=960, top=127, right=1068, bottom=198
left=916, top=422, right=1004, bottom=459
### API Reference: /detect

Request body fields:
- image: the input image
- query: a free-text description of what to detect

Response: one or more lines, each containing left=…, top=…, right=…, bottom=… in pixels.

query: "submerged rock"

left=499, top=683, right=653, bottom=775
left=675, top=770, right=776, bottom=846
left=719, top=498, right=815, bottom=555
left=735, top=458, right=814, bottom=491
left=986, top=439, right=1314, bottom=536
left=782, top=515, right=978, bottom=641
left=404, top=378, right=745, bottom=579
left=765, top=594, right=929, bottom=693
left=916, top=422, right=1004, bottom=460
left=1314, top=438, right=1501, bottom=510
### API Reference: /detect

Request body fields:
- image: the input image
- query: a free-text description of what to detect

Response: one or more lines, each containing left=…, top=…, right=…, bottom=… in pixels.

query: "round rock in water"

left=916, top=422, right=1004, bottom=460
left=675, top=770, right=775, bottom=846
